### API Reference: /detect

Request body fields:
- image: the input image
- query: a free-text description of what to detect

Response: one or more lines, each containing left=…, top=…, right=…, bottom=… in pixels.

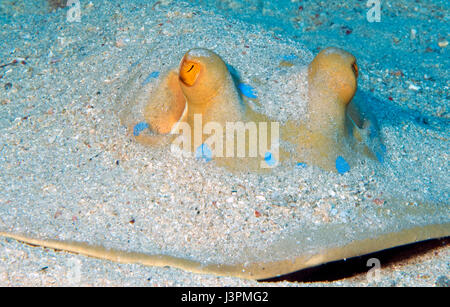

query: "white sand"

left=0, top=0, right=448, bottom=286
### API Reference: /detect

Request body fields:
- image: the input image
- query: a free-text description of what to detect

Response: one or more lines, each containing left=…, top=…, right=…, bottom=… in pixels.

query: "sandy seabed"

left=0, top=0, right=448, bottom=286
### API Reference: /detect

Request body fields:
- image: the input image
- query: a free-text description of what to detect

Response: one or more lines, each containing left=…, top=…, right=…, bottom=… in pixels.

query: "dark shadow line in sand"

left=260, top=237, right=449, bottom=283
left=356, top=90, right=449, bottom=135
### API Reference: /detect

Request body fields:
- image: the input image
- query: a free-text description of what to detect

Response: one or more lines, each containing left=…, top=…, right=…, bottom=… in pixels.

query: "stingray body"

left=1, top=47, right=448, bottom=282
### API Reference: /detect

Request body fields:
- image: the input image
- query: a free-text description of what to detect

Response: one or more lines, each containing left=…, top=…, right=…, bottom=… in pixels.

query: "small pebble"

left=115, top=39, right=126, bottom=48
left=391, top=70, right=404, bottom=77
left=373, top=198, right=385, bottom=205
left=50, top=57, right=62, bottom=64
left=279, top=60, right=294, bottom=68
left=4, top=82, right=12, bottom=91
left=408, top=83, right=420, bottom=91
left=438, top=40, right=448, bottom=48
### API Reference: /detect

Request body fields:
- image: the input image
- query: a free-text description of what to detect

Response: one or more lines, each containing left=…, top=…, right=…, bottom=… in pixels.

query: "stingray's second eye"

left=179, top=59, right=201, bottom=86
left=352, top=62, right=359, bottom=78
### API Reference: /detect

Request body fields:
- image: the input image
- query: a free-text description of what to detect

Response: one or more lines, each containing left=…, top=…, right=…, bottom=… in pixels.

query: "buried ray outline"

left=1, top=223, right=449, bottom=280
left=1, top=48, right=448, bottom=281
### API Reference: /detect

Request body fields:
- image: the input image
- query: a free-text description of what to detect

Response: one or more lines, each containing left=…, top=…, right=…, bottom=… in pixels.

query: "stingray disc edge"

left=1, top=223, right=449, bottom=280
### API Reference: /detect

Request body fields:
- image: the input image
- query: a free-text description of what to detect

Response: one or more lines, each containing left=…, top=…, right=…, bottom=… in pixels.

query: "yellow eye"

left=352, top=62, right=359, bottom=78
left=179, top=59, right=201, bottom=86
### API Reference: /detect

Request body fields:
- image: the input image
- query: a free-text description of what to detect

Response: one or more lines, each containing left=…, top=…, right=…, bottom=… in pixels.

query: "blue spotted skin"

left=196, top=144, right=213, bottom=162
left=335, top=156, right=350, bottom=174
left=296, top=162, right=307, bottom=168
left=264, top=152, right=277, bottom=167
left=281, top=54, right=298, bottom=61
left=238, top=83, right=258, bottom=99
left=133, top=122, right=150, bottom=136
left=375, top=144, right=387, bottom=163
left=142, top=71, right=160, bottom=85
left=375, top=151, right=384, bottom=163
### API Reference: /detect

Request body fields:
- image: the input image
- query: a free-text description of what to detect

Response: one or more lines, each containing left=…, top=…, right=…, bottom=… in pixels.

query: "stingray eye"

left=351, top=62, right=359, bottom=78
left=179, top=59, right=201, bottom=86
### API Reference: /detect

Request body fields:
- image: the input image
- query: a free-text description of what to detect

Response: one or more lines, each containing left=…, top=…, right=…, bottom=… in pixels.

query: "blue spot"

left=196, top=144, right=212, bottom=162
left=142, top=71, right=160, bottom=85
left=238, top=83, right=257, bottom=99
left=375, top=144, right=387, bottom=163
left=133, top=122, right=149, bottom=136
left=296, top=162, right=307, bottom=168
left=375, top=151, right=384, bottom=163
left=281, top=54, right=298, bottom=61
left=264, top=152, right=276, bottom=167
left=335, top=156, right=350, bottom=174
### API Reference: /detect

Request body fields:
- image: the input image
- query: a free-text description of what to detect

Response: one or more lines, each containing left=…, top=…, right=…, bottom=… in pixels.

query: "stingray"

left=0, top=45, right=448, bottom=281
